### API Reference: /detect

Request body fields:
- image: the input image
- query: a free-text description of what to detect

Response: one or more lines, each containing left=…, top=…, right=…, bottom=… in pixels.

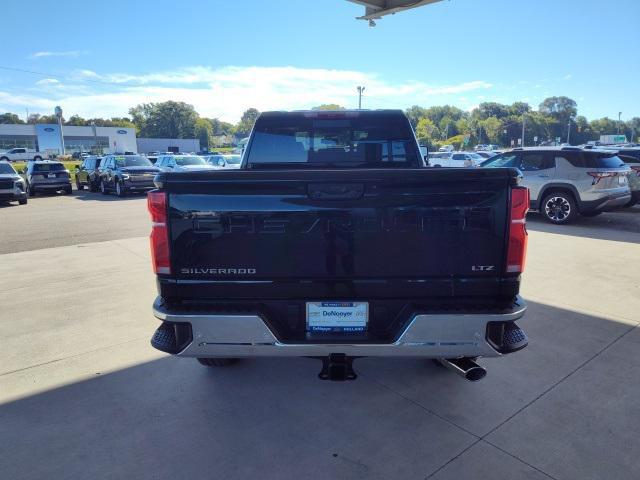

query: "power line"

left=0, top=65, right=130, bottom=87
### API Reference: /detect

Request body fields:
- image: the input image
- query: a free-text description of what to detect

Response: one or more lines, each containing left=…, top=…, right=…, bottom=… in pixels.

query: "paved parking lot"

left=1, top=192, right=639, bottom=479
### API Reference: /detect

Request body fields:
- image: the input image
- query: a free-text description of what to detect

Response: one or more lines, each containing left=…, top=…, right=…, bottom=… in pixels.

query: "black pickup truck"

left=149, top=110, right=529, bottom=381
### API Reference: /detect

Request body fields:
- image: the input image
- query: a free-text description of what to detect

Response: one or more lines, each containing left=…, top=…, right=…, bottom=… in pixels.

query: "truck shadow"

left=1, top=300, right=638, bottom=479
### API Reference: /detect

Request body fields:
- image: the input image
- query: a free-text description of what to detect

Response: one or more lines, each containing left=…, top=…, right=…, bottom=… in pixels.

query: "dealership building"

left=0, top=123, right=137, bottom=156
left=0, top=123, right=201, bottom=156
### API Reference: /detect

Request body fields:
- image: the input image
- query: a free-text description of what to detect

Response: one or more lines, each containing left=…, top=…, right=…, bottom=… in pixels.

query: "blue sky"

left=0, top=0, right=638, bottom=122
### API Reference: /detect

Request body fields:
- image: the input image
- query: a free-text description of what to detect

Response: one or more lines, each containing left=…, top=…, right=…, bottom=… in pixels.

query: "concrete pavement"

left=0, top=196, right=639, bottom=479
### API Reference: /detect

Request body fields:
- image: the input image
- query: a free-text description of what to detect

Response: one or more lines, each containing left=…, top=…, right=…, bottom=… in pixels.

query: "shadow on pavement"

left=70, top=189, right=149, bottom=202
left=1, top=301, right=638, bottom=480
left=526, top=207, right=640, bottom=244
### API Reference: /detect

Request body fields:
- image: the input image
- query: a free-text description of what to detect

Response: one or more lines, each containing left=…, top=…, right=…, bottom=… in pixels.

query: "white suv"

left=155, top=154, right=216, bottom=172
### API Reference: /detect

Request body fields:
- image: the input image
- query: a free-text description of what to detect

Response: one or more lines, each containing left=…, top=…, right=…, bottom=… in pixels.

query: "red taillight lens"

left=147, top=191, right=170, bottom=275
left=506, top=187, right=529, bottom=274
left=587, top=171, right=616, bottom=185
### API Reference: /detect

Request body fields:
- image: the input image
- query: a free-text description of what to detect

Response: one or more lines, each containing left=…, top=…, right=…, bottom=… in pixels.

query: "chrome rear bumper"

left=152, top=296, right=527, bottom=358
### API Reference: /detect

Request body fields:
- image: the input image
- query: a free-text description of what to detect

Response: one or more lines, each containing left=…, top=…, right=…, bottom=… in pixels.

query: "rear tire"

left=76, top=177, right=84, bottom=190
left=623, top=198, right=638, bottom=208
left=100, top=180, right=108, bottom=195
left=115, top=179, right=126, bottom=197
left=541, top=191, right=577, bottom=224
left=33, top=156, right=42, bottom=161
left=65, top=185, right=72, bottom=195
left=197, top=358, right=239, bottom=367
left=27, top=183, right=36, bottom=197
left=18, top=198, right=27, bottom=205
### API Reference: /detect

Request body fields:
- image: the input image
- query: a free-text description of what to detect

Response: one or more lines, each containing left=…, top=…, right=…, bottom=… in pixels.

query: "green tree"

left=509, top=102, right=531, bottom=116
left=194, top=118, right=213, bottom=150
left=405, top=105, right=428, bottom=129
left=0, top=112, right=25, bottom=124
left=312, top=104, right=345, bottom=111
left=481, top=117, right=503, bottom=144
left=415, top=118, right=440, bottom=146
left=235, top=108, right=260, bottom=137
left=475, top=102, right=509, bottom=120
left=539, top=96, right=577, bottom=122
left=129, top=101, right=199, bottom=138
left=65, top=114, right=87, bottom=126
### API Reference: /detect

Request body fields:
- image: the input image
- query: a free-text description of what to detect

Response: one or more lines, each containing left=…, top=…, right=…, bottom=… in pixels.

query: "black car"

left=24, top=160, right=72, bottom=196
left=99, top=154, right=160, bottom=197
left=75, top=156, right=102, bottom=191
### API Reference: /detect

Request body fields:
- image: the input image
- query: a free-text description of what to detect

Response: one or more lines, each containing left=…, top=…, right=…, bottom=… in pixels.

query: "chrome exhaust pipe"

left=437, top=357, right=487, bottom=382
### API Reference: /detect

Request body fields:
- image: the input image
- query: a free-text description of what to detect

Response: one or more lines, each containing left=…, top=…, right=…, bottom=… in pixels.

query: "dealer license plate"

left=306, top=302, right=368, bottom=333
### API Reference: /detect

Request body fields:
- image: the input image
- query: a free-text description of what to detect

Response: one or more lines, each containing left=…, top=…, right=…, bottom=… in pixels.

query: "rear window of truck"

left=246, top=113, right=421, bottom=168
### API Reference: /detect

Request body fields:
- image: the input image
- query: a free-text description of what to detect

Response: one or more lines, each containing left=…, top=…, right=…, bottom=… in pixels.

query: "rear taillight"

left=587, top=171, right=616, bottom=185
left=147, top=191, right=170, bottom=275
left=506, top=187, right=529, bottom=274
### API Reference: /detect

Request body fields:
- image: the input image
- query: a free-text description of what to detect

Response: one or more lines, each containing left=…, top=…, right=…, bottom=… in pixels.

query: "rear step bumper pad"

left=152, top=296, right=526, bottom=358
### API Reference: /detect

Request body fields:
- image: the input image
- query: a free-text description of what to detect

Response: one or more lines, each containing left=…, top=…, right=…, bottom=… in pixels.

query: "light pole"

left=618, top=112, right=622, bottom=135
left=54, top=106, right=65, bottom=156
left=357, top=86, right=365, bottom=109
left=521, top=113, right=526, bottom=147
left=91, top=121, right=98, bottom=154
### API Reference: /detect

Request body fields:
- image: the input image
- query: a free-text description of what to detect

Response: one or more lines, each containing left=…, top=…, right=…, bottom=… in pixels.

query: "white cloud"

left=1, top=65, right=493, bottom=122
left=29, top=50, right=85, bottom=59
left=35, top=78, right=60, bottom=86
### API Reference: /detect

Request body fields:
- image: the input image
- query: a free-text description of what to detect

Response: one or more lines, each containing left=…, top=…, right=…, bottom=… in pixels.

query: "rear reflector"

left=147, top=191, right=170, bottom=275
left=506, top=187, right=529, bottom=274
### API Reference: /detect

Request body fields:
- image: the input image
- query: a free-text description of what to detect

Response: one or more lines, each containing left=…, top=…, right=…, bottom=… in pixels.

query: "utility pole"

left=521, top=114, right=526, bottom=147
left=357, top=86, right=365, bottom=109
left=567, top=121, right=571, bottom=144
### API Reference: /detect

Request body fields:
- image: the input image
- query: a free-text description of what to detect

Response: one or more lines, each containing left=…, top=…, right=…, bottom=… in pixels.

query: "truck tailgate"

left=159, top=167, right=519, bottom=302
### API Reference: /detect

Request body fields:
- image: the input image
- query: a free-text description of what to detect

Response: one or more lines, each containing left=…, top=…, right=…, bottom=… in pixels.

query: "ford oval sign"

left=44, top=127, right=55, bottom=132
left=117, top=129, right=128, bottom=134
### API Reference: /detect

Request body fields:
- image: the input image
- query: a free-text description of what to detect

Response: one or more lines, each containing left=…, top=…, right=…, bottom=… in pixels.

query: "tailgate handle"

left=308, top=183, right=364, bottom=200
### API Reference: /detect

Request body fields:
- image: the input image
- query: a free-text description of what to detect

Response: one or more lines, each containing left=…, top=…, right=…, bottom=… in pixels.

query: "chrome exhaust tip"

left=437, top=357, right=487, bottom=382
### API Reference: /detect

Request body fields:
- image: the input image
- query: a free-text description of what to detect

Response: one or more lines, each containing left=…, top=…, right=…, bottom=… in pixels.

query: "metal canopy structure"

left=348, top=0, right=445, bottom=24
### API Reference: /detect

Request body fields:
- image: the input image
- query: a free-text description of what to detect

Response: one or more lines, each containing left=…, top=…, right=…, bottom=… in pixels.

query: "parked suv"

left=23, top=160, right=72, bottom=196
left=99, top=154, right=160, bottom=197
left=481, top=147, right=631, bottom=224
left=597, top=147, right=640, bottom=207
left=0, top=161, right=27, bottom=205
left=155, top=154, right=215, bottom=172
left=203, top=154, right=243, bottom=169
left=429, top=151, right=483, bottom=168
left=75, top=156, right=102, bottom=191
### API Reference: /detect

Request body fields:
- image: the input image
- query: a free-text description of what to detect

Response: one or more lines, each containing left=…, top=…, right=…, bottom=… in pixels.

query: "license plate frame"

left=306, top=301, right=369, bottom=333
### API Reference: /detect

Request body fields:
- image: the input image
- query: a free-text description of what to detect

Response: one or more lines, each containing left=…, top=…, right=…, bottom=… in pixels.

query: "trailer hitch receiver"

left=318, top=354, right=357, bottom=381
